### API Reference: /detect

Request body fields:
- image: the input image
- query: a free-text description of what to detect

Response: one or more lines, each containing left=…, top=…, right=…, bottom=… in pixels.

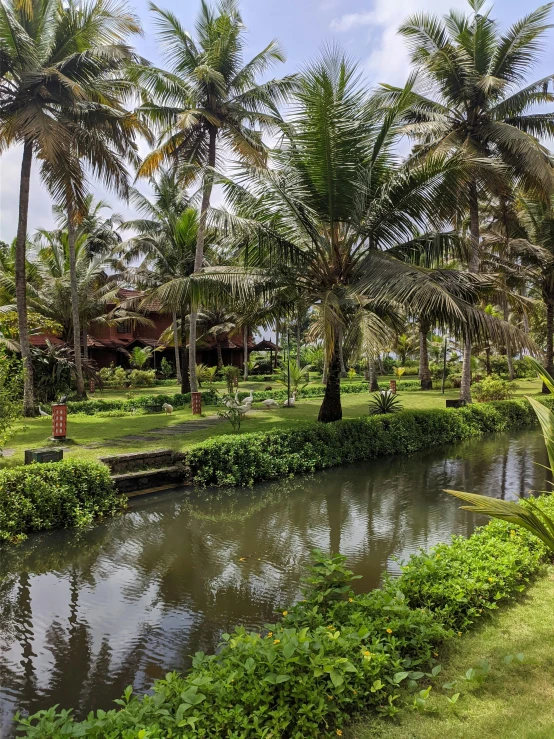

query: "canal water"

left=0, top=428, right=549, bottom=733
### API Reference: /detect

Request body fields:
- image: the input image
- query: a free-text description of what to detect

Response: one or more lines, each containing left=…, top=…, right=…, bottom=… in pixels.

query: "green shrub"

left=128, top=369, right=156, bottom=387
left=0, top=460, right=122, bottom=543
left=17, top=495, right=554, bottom=738
left=472, top=374, right=517, bottom=402
left=98, top=365, right=128, bottom=389
left=185, top=398, right=543, bottom=487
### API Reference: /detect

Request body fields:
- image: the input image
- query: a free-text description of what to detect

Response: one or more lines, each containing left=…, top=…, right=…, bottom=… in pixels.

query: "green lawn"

left=2, top=377, right=542, bottom=468
left=349, top=568, right=554, bottom=739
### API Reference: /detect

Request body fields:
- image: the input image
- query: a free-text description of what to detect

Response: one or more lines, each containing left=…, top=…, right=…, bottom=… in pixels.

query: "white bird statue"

left=242, top=390, right=254, bottom=406
left=38, top=405, right=50, bottom=417
left=236, top=402, right=251, bottom=417
left=162, top=403, right=173, bottom=414
left=262, top=398, right=279, bottom=409
left=282, top=391, right=297, bottom=407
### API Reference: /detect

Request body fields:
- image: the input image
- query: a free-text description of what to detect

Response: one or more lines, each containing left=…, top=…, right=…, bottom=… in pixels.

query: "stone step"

left=112, top=466, right=187, bottom=496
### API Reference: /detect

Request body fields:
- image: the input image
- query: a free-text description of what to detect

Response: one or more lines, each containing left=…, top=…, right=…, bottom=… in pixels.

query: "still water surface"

left=0, top=428, right=549, bottom=733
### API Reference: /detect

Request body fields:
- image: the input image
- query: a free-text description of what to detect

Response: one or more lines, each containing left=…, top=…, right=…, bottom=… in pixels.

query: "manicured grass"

left=349, top=568, right=554, bottom=739
left=2, top=377, right=542, bottom=467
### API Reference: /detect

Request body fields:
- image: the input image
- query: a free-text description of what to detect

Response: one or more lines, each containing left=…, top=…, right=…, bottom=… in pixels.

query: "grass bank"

left=2, top=379, right=542, bottom=468
left=350, top=568, right=554, bottom=739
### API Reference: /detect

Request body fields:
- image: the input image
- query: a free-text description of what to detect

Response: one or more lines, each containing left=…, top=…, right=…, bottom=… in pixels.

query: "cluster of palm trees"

left=1, top=0, right=553, bottom=422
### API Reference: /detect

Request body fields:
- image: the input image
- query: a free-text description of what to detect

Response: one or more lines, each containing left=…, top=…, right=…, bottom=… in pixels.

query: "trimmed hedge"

left=64, top=390, right=218, bottom=415
left=0, top=460, right=122, bottom=543
left=185, top=397, right=544, bottom=486
left=16, top=496, right=554, bottom=738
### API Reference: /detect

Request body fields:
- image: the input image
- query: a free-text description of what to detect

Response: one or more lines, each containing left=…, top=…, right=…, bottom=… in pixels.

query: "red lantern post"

left=191, top=392, right=202, bottom=415
left=389, top=380, right=397, bottom=394
left=51, top=404, right=67, bottom=440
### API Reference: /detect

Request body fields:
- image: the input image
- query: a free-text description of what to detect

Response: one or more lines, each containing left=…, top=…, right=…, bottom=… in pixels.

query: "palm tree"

left=197, top=308, right=238, bottom=369
left=120, top=172, right=206, bottom=393
left=200, top=51, right=524, bottom=422
left=379, top=0, right=554, bottom=401
left=129, top=346, right=154, bottom=369
left=134, top=0, right=296, bottom=393
left=0, top=0, right=143, bottom=411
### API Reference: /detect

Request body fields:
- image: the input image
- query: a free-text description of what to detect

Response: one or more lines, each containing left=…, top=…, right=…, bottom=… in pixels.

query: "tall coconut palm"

left=134, top=0, right=296, bottom=393
left=0, top=0, right=143, bottom=411
left=199, top=51, right=529, bottom=422
left=121, top=173, right=210, bottom=393
left=378, top=0, right=554, bottom=401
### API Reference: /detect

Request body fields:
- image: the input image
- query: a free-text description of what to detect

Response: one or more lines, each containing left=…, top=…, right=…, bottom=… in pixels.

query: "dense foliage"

left=472, top=375, right=518, bottom=402
left=16, top=496, right=553, bottom=738
left=0, top=460, right=122, bottom=543
left=63, top=390, right=217, bottom=415
left=186, top=398, right=543, bottom=487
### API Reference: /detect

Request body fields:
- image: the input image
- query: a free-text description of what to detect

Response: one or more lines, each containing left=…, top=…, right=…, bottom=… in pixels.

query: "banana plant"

left=446, top=358, right=554, bottom=552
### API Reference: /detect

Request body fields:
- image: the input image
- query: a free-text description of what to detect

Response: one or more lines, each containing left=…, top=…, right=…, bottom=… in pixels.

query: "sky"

left=0, top=0, right=552, bottom=241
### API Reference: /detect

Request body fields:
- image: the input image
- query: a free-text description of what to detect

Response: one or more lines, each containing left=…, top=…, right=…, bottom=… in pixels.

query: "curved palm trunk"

left=216, top=341, right=223, bottom=369
left=460, top=181, right=480, bottom=403
left=543, top=300, right=554, bottom=394
left=172, top=313, right=182, bottom=384
left=243, top=325, right=248, bottom=381
left=189, top=127, right=216, bottom=393
left=181, top=305, right=190, bottom=394
left=368, top=354, right=379, bottom=392
left=68, top=211, right=86, bottom=399
left=15, top=140, right=35, bottom=416
left=318, top=337, right=342, bottom=423
left=418, top=320, right=432, bottom=390
left=338, top=327, right=347, bottom=377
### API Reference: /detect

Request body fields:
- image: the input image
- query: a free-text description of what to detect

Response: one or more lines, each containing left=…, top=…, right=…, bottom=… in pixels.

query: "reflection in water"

left=0, top=428, right=548, bottom=733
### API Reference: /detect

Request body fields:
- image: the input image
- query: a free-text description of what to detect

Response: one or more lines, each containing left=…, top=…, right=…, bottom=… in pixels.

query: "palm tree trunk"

left=460, top=341, right=472, bottom=402
left=15, top=140, right=34, bottom=416
left=318, top=337, right=342, bottom=422
left=181, top=305, right=190, bottom=394
left=368, top=354, right=379, bottom=392
left=172, top=313, right=182, bottom=384
left=275, top=323, right=280, bottom=369
left=189, top=127, right=217, bottom=393
left=82, top=326, right=88, bottom=362
left=418, top=319, right=432, bottom=390
left=296, top=316, right=301, bottom=365
left=322, top=353, right=328, bottom=385
left=243, top=324, right=248, bottom=381
left=460, top=180, right=480, bottom=403
left=338, top=327, right=347, bottom=377
left=543, top=300, right=554, bottom=394
left=216, top=341, right=223, bottom=369
left=503, top=305, right=514, bottom=381
left=67, top=209, right=86, bottom=399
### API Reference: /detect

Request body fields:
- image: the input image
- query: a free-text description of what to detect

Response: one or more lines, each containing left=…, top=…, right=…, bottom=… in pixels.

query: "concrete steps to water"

left=100, top=449, right=190, bottom=496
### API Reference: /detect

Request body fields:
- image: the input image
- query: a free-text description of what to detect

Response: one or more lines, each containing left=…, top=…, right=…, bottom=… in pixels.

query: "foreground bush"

left=0, top=460, right=122, bottom=543
left=16, top=496, right=553, bottom=738
left=472, top=374, right=518, bottom=402
left=64, top=389, right=217, bottom=415
left=185, top=398, right=542, bottom=486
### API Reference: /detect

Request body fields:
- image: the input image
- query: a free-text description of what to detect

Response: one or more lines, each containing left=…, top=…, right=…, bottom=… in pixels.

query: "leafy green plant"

left=128, top=369, right=156, bottom=387
left=393, top=366, right=406, bottom=378
left=217, top=403, right=242, bottom=433
left=347, top=367, right=357, bottom=383
left=129, top=346, right=154, bottom=369
left=160, top=357, right=174, bottom=379
left=0, top=349, right=22, bottom=453
left=278, top=360, right=312, bottom=394
left=369, top=390, right=403, bottom=415
left=447, top=360, right=554, bottom=552
left=221, top=365, right=240, bottom=394
left=196, top=364, right=218, bottom=388
left=472, top=374, right=517, bottom=402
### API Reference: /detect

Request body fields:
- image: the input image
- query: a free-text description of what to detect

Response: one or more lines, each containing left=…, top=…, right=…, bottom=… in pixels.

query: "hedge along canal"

left=0, top=425, right=549, bottom=734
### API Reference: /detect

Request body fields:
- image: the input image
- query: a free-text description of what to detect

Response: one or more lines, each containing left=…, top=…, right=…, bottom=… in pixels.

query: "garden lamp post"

left=441, top=335, right=448, bottom=395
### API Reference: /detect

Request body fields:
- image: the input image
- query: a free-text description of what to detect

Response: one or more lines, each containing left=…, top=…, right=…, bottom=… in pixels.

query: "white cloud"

left=330, top=0, right=468, bottom=87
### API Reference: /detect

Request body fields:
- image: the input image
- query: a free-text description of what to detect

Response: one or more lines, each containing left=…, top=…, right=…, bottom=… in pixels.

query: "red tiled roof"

left=29, top=334, right=64, bottom=347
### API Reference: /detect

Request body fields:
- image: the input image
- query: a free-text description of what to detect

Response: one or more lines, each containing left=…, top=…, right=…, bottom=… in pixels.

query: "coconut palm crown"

left=133, top=0, right=297, bottom=393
